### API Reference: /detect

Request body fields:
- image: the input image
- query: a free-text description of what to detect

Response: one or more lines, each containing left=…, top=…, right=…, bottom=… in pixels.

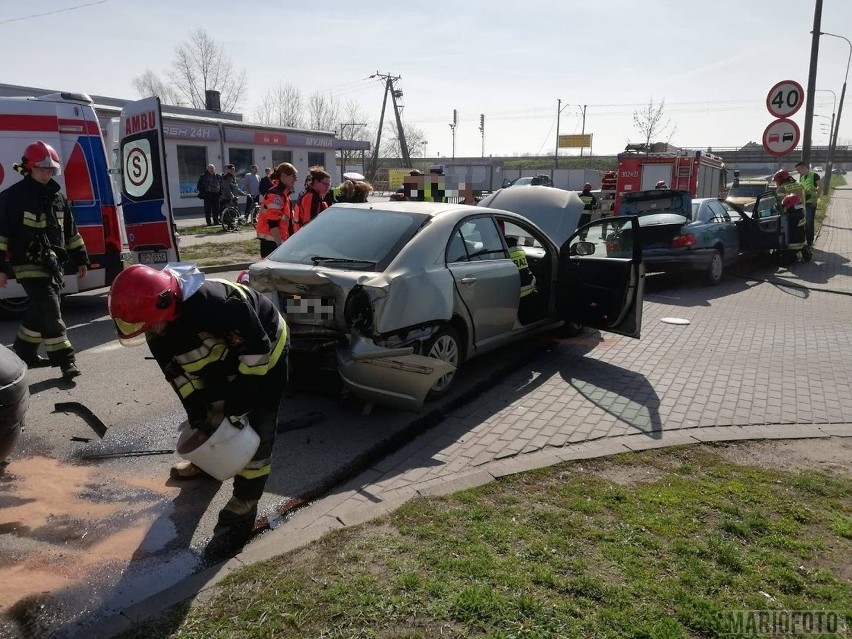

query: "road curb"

left=83, top=338, right=553, bottom=638
left=89, top=423, right=852, bottom=638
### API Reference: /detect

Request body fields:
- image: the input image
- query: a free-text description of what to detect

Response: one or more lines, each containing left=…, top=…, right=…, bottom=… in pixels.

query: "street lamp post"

left=816, top=89, right=836, bottom=168
left=818, top=31, right=851, bottom=195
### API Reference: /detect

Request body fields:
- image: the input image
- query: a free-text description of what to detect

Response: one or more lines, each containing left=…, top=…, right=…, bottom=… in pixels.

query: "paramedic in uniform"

left=0, top=141, right=88, bottom=380
left=256, top=162, right=298, bottom=258
left=108, top=263, right=289, bottom=556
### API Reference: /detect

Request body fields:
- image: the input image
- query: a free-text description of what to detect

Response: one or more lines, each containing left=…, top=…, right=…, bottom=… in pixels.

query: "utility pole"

left=579, top=104, right=587, bottom=157
left=479, top=113, right=485, bottom=158
left=555, top=99, right=570, bottom=169
left=801, top=0, right=823, bottom=164
left=449, top=109, right=457, bottom=159
left=368, top=72, right=411, bottom=180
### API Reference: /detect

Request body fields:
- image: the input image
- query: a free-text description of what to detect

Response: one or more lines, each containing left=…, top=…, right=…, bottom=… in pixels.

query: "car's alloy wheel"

left=705, top=250, right=723, bottom=285
left=426, top=326, right=461, bottom=395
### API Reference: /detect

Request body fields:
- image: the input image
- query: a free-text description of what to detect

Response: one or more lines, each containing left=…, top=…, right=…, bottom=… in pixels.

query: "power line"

left=0, top=0, right=112, bottom=25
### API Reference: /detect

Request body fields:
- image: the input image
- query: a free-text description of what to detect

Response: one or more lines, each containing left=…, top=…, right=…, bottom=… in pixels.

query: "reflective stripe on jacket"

left=0, top=175, right=88, bottom=281
left=256, top=182, right=292, bottom=242
left=147, top=278, right=289, bottom=429
left=509, top=246, right=536, bottom=298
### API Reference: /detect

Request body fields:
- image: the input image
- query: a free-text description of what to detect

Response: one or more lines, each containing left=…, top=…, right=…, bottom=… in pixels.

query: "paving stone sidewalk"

left=96, top=187, right=852, bottom=637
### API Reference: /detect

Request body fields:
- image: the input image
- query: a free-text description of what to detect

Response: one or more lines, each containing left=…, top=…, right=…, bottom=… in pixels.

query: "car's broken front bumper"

left=337, top=333, right=455, bottom=412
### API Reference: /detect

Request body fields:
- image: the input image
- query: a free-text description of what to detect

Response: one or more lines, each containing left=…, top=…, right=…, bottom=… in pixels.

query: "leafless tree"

left=252, top=83, right=305, bottom=128
left=132, top=69, right=183, bottom=105
left=632, top=98, right=677, bottom=150
left=385, top=122, right=427, bottom=159
left=307, top=92, right=341, bottom=132
left=167, top=28, right=248, bottom=111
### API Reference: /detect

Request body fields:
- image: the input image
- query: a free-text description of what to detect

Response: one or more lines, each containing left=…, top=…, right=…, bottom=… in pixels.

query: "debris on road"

left=54, top=401, right=109, bottom=438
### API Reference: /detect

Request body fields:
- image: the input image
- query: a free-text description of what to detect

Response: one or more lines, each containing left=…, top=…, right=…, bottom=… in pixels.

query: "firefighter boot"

left=12, top=345, right=49, bottom=369
left=204, top=496, right=259, bottom=559
left=169, top=459, right=212, bottom=480
left=61, top=362, right=81, bottom=381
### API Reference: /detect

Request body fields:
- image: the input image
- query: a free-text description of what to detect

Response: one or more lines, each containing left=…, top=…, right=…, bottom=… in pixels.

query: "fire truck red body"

left=613, top=147, right=727, bottom=214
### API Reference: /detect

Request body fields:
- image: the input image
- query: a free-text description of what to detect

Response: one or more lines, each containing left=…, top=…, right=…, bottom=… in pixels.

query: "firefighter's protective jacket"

left=0, top=176, right=88, bottom=282
left=147, top=277, right=289, bottom=433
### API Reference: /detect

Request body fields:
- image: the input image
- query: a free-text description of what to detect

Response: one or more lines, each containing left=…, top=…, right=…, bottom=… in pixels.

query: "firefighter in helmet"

left=0, top=140, right=89, bottom=380
left=655, top=180, right=668, bottom=189
left=773, top=169, right=805, bottom=205
left=108, top=263, right=289, bottom=556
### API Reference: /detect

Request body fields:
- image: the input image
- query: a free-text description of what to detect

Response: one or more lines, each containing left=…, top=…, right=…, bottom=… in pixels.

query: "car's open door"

left=555, top=216, right=644, bottom=338
left=119, top=97, right=180, bottom=267
left=748, top=191, right=784, bottom=250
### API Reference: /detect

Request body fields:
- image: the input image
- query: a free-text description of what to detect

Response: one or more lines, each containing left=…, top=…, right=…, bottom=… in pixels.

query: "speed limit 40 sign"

left=766, top=80, right=804, bottom=118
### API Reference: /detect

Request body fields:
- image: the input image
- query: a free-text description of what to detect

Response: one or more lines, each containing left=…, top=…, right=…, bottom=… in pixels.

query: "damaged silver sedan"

left=246, top=194, right=645, bottom=411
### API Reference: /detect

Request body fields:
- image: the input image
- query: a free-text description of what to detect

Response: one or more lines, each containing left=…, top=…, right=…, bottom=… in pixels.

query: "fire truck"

left=612, top=144, right=728, bottom=214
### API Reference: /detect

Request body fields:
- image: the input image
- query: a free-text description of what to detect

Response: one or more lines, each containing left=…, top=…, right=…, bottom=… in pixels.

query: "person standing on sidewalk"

left=795, top=161, right=820, bottom=247
left=242, top=165, right=261, bottom=221
left=0, top=141, right=88, bottom=380
left=258, top=167, right=273, bottom=197
left=197, top=164, right=223, bottom=226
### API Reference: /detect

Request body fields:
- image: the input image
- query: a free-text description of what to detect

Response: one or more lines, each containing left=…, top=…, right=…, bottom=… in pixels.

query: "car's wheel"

left=0, top=296, right=28, bottom=320
left=424, top=325, right=462, bottom=398
left=705, top=249, right=723, bottom=285
left=560, top=320, right=584, bottom=338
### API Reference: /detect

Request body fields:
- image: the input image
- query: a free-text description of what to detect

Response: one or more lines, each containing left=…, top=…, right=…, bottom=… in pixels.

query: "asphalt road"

left=0, top=270, right=555, bottom=638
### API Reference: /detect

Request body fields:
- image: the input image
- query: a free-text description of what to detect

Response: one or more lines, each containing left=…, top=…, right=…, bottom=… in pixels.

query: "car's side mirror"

left=572, top=241, right=596, bottom=256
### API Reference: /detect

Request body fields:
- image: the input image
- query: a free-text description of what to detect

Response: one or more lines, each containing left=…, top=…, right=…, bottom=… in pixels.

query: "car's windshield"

left=511, top=177, right=533, bottom=186
left=728, top=184, right=766, bottom=198
left=267, top=206, right=429, bottom=271
left=619, top=195, right=687, bottom=216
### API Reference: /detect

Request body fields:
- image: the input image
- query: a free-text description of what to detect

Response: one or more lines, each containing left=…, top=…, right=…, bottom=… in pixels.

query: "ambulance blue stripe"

left=78, top=135, right=116, bottom=207
left=121, top=197, right=167, bottom=224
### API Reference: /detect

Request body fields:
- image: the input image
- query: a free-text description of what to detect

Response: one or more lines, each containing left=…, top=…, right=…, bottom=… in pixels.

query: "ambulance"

left=0, top=92, right=179, bottom=315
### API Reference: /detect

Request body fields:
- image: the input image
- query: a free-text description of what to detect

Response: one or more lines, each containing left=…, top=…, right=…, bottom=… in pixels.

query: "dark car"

left=608, top=190, right=781, bottom=285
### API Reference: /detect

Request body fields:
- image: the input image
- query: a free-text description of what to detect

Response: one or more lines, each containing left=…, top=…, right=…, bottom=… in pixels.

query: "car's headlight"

left=344, top=286, right=374, bottom=336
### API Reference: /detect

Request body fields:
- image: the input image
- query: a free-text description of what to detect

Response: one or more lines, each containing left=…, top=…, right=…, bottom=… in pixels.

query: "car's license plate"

left=285, top=297, right=334, bottom=320
left=138, top=250, right=168, bottom=265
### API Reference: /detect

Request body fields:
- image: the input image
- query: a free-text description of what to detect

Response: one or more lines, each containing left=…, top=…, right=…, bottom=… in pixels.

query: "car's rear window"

left=728, top=184, right=767, bottom=198
left=267, top=206, right=429, bottom=271
left=620, top=195, right=687, bottom=216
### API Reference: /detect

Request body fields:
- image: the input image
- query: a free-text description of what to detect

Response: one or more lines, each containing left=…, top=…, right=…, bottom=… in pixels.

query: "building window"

left=307, top=152, right=327, bottom=168
left=271, top=150, right=293, bottom=166
left=228, top=148, right=254, bottom=177
left=176, top=145, right=207, bottom=198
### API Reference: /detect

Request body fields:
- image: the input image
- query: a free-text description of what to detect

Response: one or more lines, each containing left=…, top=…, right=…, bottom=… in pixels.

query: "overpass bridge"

left=701, top=145, right=851, bottom=168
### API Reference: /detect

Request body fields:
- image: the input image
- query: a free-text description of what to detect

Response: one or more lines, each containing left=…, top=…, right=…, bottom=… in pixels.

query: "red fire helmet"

left=773, top=169, right=791, bottom=185
left=108, top=265, right=181, bottom=346
left=22, top=140, right=62, bottom=174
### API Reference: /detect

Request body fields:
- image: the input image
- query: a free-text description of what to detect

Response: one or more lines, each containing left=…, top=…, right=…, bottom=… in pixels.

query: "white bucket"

left=175, top=416, right=260, bottom=481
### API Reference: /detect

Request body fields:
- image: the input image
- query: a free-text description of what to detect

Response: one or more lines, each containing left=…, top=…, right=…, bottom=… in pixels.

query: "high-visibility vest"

left=798, top=172, right=819, bottom=204
left=509, top=246, right=536, bottom=297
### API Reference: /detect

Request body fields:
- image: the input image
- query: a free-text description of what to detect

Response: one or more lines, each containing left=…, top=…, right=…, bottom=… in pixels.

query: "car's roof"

left=333, top=201, right=532, bottom=225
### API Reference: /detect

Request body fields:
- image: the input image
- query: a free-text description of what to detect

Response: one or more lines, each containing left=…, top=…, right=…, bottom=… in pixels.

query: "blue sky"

left=2, top=0, right=850, bottom=159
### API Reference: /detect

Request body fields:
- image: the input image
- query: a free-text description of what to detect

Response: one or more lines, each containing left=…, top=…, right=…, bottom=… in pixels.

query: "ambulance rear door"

left=119, top=97, right=180, bottom=267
